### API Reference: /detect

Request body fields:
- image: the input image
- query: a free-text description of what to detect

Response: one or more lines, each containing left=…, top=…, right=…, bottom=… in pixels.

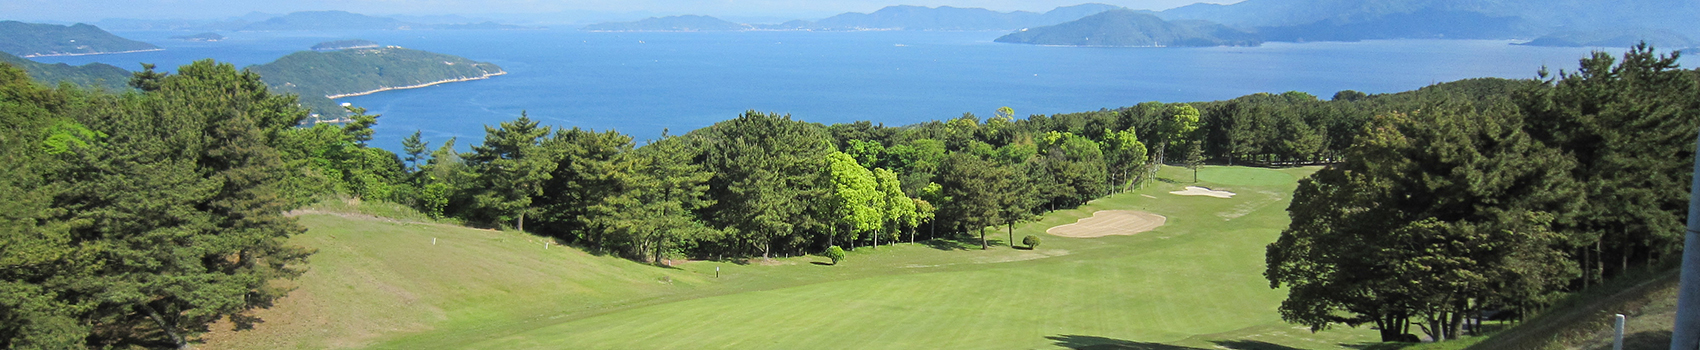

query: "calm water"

left=36, top=29, right=1688, bottom=152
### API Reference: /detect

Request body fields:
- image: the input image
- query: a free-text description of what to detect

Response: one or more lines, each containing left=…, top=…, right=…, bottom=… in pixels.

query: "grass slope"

left=208, top=166, right=1387, bottom=350
left=1459, top=268, right=1680, bottom=350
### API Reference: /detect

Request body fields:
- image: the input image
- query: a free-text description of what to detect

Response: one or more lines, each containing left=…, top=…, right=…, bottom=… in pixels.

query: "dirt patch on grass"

left=1170, top=186, right=1235, bottom=198
left=1046, top=210, right=1167, bottom=238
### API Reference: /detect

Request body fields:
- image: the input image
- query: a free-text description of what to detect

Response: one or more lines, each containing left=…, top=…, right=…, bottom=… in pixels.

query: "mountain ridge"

left=995, top=10, right=1261, bottom=47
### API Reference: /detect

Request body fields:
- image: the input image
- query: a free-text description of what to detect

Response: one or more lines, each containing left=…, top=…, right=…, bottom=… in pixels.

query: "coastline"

left=324, top=71, right=507, bottom=99
left=22, top=48, right=165, bottom=58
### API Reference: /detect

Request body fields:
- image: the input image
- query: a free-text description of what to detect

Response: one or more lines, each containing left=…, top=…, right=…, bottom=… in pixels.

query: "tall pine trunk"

left=979, top=226, right=987, bottom=250
left=142, top=303, right=189, bottom=350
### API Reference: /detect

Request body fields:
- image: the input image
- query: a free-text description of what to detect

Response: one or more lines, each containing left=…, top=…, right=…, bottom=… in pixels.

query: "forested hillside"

left=0, top=51, right=131, bottom=91
left=0, top=21, right=159, bottom=57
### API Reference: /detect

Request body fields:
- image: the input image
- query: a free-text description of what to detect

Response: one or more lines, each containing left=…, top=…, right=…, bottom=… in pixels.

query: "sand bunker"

left=1046, top=210, right=1168, bottom=238
left=1170, top=186, right=1236, bottom=198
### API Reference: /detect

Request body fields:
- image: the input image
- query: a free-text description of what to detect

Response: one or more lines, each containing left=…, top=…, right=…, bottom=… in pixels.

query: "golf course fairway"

left=205, top=166, right=1385, bottom=350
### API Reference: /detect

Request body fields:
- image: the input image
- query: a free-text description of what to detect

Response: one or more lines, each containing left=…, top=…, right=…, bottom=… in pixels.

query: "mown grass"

left=206, top=165, right=1401, bottom=350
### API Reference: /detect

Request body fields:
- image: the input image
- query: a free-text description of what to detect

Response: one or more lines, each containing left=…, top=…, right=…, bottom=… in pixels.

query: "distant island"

left=792, top=3, right=1124, bottom=31
left=238, top=11, right=534, bottom=31
left=1515, top=28, right=1696, bottom=48
left=579, top=4, right=1127, bottom=32
left=1157, top=0, right=1697, bottom=43
left=169, top=32, right=224, bottom=42
left=0, top=21, right=161, bottom=57
left=995, top=10, right=1260, bottom=47
left=583, top=15, right=752, bottom=32
left=247, top=47, right=505, bottom=115
left=311, top=39, right=379, bottom=51
left=0, top=51, right=131, bottom=91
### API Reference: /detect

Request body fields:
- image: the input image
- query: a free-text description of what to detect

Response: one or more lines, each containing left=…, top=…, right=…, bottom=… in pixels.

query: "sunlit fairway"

left=207, top=165, right=1385, bottom=350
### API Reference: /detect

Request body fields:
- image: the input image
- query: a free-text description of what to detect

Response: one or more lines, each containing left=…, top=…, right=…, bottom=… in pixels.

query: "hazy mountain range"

left=585, top=0, right=1699, bottom=48
left=92, top=10, right=537, bottom=32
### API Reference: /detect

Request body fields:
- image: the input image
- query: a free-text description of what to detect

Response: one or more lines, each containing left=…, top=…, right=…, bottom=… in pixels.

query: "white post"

left=1673, top=131, right=1700, bottom=350
left=1615, top=314, right=1626, bottom=350
left=433, top=237, right=437, bottom=245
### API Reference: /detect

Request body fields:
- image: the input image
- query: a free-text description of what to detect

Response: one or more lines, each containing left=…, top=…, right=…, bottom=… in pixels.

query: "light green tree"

left=827, top=151, right=882, bottom=248
left=874, top=167, right=914, bottom=246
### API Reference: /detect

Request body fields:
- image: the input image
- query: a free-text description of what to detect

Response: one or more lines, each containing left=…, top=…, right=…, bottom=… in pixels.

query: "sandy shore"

left=22, top=48, right=165, bottom=58
left=325, top=71, right=507, bottom=99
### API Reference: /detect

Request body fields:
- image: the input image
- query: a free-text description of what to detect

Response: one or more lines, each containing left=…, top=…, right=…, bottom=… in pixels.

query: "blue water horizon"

left=35, top=29, right=1689, bottom=153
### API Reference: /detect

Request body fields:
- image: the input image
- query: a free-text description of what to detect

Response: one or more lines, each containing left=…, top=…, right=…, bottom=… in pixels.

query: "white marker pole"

left=432, top=237, right=436, bottom=245
left=1614, top=314, right=1625, bottom=350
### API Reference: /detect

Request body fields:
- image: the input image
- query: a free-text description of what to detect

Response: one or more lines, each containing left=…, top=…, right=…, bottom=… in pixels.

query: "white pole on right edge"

left=1670, top=131, right=1700, bottom=350
left=1615, top=314, right=1625, bottom=350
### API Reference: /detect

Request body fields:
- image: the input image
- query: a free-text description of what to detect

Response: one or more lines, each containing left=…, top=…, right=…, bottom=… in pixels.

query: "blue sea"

left=35, top=29, right=1690, bottom=152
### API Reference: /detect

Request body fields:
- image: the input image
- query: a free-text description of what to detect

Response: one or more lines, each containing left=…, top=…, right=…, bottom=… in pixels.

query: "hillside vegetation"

left=0, top=21, right=159, bottom=57
left=0, top=51, right=132, bottom=91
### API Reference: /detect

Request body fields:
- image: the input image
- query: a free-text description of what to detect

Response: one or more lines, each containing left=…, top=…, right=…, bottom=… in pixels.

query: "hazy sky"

left=3, top=0, right=1243, bottom=23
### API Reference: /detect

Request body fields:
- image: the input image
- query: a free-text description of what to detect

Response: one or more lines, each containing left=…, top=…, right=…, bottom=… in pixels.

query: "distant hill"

left=995, top=10, right=1260, bottom=47
left=169, top=32, right=224, bottom=42
left=1157, top=0, right=1700, bottom=42
left=793, top=3, right=1126, bottom=31
left=0, top=21, right=160, bottom=57
left=0, top=51, right=132, bottom=91
left=1516, top=28, right=1697, bottom=48
left=311, top=39, right=379, bottom=51
left=247, top=47, right=504, bottom=115
left=583, top=15, right=751, bottom=32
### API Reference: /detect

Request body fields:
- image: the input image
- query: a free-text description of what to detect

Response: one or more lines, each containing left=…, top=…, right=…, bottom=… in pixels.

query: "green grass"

left=207, top=166, right=1397, bottom=350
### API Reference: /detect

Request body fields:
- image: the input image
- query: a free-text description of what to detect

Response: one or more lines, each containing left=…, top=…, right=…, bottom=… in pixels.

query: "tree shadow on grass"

left=1047, top=335, right=1307, bottom=350
left=809, top=261, right=834, bottom=266
left=1209, top=340, right=1304, bottom=350
left=920, top=237, right=979, bottom=251
left=1046, top=335, right=1201, bottom=350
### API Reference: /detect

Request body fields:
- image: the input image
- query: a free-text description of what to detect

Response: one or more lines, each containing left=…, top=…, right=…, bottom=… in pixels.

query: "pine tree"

left=467, top=111, right=556, bottom=231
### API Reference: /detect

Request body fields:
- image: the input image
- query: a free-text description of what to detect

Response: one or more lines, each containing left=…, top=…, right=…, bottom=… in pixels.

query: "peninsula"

left=247, top=47, right=504, bottom=115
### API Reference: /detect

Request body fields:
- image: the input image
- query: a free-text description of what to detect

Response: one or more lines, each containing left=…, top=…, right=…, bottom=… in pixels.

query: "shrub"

left=1023, top=235, right=1042, bottom=249
left=824, top=246, right=846, bottom=265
